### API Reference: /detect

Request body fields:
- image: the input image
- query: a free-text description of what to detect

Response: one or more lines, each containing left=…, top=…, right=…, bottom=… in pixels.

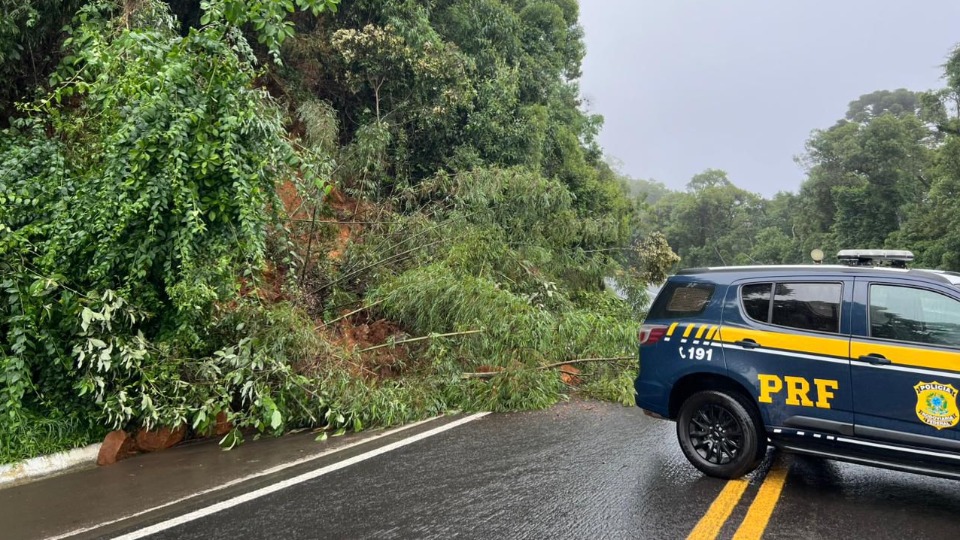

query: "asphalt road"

left=86, top=400, right=960, bottom=540
left=6, top=400, right=960, bottom=539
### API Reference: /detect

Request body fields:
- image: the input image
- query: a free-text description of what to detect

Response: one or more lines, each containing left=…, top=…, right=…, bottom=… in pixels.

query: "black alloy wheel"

left=689, top=402, right=742, bottom=465
left=677, top=390, right=766, bottom=479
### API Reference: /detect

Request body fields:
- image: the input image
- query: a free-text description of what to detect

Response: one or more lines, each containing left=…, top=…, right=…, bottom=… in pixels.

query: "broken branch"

left=461, top=356, right=633, bottom=378
left=319, top=299, right=386, bottom=328
left=357, top=329, right=484, bottom=353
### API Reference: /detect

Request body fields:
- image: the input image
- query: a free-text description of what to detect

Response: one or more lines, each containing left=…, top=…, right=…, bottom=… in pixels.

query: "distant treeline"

left=627, top=59, right=960, bottom=270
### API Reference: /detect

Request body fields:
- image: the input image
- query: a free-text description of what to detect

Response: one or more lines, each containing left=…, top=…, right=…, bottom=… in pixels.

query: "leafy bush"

left=0, top=0, right=664, bottom=465
left=371, top=262, right=635, bottom=368
left=578, top=365, right=637, bottom=406
left=0, top=2, right=321, bottom=445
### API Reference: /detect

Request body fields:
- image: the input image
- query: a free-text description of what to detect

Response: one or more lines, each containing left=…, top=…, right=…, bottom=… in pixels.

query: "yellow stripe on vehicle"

left=706, top=326, right=718, bottom=341
left=686, top=479, right=749, bottom=540
left=695, top=325, right=709, bottom=339
left=667, top=322, right=680, bottom=337
left=683, top=323, right=697, bottom=338
left=850, top=340, right=960, bottom=373
left=721, top=327, right=960, bottom=375
left=720, top=327, right=849, bottom=359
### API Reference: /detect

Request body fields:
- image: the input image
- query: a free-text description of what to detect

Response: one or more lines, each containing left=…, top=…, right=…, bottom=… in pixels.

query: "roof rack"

left=837, top=249, right=914, bottom=268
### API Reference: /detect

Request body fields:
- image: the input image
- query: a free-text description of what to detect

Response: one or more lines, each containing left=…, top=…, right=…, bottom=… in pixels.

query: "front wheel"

left=676, top=390, right=765, bottom=479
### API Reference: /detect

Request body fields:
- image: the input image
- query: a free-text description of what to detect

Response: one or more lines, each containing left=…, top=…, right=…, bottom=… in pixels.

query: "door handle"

left=734, top=339, right=760, bottom=349
left=858, top=354, right=891, bottom=366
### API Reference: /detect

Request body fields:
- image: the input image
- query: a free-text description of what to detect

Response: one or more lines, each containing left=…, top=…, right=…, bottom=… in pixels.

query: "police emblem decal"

left=914, top=381, right=960, bottom=430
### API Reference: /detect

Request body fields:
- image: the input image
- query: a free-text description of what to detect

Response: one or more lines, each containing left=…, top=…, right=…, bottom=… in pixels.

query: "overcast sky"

left=578, top=0, right=960, bottom=197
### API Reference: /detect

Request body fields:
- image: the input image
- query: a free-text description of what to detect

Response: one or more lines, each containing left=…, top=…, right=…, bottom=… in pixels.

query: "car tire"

left=676, top=390, right=766, bottom=479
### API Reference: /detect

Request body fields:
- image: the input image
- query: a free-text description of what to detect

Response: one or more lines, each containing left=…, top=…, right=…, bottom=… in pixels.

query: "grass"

left=1, top=410, right=107, bottom=465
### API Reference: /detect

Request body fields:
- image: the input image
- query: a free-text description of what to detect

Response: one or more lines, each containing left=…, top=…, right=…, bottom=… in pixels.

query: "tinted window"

left=870, top=285, right=960, bottom=347
left=771, top=282, right=841, bottom=333
left=741, top=283, right=772, bottom=323
left=648, top=282, right=716, bottom=319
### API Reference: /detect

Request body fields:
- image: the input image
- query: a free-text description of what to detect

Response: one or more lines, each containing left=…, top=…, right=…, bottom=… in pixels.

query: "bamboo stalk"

left=298, top=205, right=319, bottom=287
left=357, top=329, right=484, bottom=353
left=313, top=238, right=445, bottom=294
left=460, top=356, right=633, bottom=378
left=319, top=299, right=385, bottom=328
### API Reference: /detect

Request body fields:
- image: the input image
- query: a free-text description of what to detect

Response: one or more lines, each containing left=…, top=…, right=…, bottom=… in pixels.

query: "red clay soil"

left=277, top=179, right=311, bottom=221
left=330, top=316, right=410, bottom=378
left=277, top=180, right=362, bottom=263
left=257, top=263, right=287, bottom=303
left=274, top=179, right=413, bottom=377
left=558, top=364, right=581, bottom=385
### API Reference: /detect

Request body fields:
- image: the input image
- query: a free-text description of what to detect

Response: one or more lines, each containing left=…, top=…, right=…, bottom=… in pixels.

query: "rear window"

left=740, top=282, right=842, bottom=334
left=648, top=281, right=716, bottom=319
left=742, top=283, right=772, bottom=322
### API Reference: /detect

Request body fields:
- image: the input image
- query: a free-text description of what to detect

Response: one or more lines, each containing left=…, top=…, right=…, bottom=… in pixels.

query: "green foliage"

left=579, top=365, right=637, bottom=406
left=330, top=23, right=471, bottom=124
left=371, top=262, right=635, bottom=369
left=0, top=0, right=85, bottom=120
left=0, top=409, right=107, bottom=464
left=282, top=0, right=609, bottom=204
left=0, top=1, right=330, bottom=449
left=200, top=0, right=340, bottom=60
left=1, top=0, right=661, bottom=463
left=458, top=369, right=566, bottom=412
left=645, top=169, right=767, bottom=267
left=846, top=89, right=921, bottom=122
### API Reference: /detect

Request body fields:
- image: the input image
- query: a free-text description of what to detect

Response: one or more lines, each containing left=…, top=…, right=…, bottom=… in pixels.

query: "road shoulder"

left=0, top=414, right=472, bottom=540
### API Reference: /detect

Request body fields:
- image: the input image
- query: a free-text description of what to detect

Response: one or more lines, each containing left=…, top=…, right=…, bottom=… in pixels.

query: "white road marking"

left=722, top=344, right=849, bottom=365
left=860, top=362, right=960, bottom=378
left=51, top=413, right=488, bottom=540
left=835, top=435, right=960, bottom=460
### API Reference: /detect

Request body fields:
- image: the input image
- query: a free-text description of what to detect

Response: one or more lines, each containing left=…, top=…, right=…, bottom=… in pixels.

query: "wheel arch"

left=668, top=373, right=761, bottom=422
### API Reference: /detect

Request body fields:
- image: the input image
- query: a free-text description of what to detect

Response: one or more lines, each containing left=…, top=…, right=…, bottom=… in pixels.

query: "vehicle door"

left=850, top=277, right=960, bottom=449
left=721, top=278, right=854, bottom=430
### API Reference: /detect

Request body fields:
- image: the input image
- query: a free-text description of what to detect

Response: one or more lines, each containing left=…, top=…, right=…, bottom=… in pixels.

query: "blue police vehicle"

left=635, top=250, right=960, bottom=479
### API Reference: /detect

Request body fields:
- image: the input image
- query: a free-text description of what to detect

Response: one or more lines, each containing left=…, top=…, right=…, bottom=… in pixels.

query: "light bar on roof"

left=837, top=249, right=914, bottom=267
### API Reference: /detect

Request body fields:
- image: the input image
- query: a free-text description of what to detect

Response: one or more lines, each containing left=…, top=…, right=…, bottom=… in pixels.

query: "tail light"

left=638, top=324, right=669, bottom=345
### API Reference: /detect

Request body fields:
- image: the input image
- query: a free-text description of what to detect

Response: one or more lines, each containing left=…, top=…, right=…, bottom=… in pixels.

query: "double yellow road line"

left=687, top=454, right=791, bottom=540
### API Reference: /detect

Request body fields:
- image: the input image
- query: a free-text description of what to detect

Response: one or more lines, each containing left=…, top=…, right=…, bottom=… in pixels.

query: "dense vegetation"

left=634, top=79, right=960, bottom=269
left=4, top=0, right=959, bottom=465
left=0, top=0, right=672, bottom=462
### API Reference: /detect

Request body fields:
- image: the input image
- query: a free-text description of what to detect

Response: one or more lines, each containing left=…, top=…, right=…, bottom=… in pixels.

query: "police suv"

left=635, top=250, right=960, bottom=479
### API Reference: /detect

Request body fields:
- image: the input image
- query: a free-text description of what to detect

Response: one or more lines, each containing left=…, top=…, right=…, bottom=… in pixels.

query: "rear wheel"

left=676, top=390, right=766, bottom=479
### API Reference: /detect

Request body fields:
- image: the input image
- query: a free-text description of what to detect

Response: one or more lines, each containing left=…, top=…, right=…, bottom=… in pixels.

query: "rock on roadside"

left=97, top=431, right=138, bottom=466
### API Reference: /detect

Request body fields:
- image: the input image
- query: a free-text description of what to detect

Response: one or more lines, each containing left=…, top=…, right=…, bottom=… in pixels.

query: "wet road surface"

left=4, top=400, right=960, bottom=539
left=768, top=454, right=960, bottom=539
left=112, top=401, right=740, bottom=539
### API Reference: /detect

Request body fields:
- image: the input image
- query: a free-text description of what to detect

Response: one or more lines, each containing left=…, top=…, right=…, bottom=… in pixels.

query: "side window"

left=741, top=283, right=772, bottom=323
left=740, top=281, right=842, bottom=333
left=648, top=282, right=716, bottom=319
left=869, top=285, right=960, bottom=347
left=772, top=283, right=842, bottom=333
